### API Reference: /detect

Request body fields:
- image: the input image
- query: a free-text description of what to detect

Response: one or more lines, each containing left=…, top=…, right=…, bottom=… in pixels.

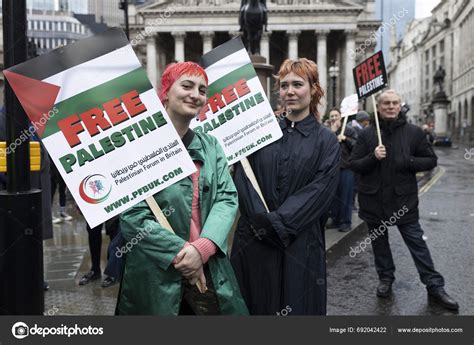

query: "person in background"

left=352, top=110, right=370, bottom=135
left=78, top=217, right=120, bottom=288
left=350, top=89, right=459, bottom=311
left=325, top=107, right=357, bottom=232
left=50, top=160, right=73, bottom=224
left=422, top=124, right=434, bottom=145
left=351, top=110, right=370, bottom=211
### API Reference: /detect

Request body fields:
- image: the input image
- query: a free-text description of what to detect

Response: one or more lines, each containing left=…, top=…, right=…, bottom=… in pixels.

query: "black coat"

left=336, top=126, right=357, bottom=169
left=231, top=115, right=340, bottom=315
left=350, top=114, right=437, bottom=226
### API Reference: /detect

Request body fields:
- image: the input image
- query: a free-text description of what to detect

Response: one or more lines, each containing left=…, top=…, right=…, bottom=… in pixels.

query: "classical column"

left=316, top=29, right=329, bottom=116
left=146, top=35, right=158, bottom=88
left=315, top=30, right=329, bottom=93
left=345, top=29, right=357, bottom=96
left=172, top=31, right=186, bottom=62
left=201, top=31, right=214, bottom=54
left=260, top=30, right=271, bottom=62
left=287, top=30, right=300, bottom=60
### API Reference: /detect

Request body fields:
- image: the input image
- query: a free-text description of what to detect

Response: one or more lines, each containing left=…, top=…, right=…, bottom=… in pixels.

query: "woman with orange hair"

left=116, top=62, right=248, bottom=315
left=231, top=58, right=341, bottom=315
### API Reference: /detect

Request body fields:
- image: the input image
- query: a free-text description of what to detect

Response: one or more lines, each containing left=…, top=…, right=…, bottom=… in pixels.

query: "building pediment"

left=138, top=0, right=364, bottom=15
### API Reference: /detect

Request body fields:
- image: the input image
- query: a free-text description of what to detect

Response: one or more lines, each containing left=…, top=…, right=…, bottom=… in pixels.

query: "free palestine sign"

left=3, top=28, right=196, bottom=228
left=352, top=51, right=388, bottom=99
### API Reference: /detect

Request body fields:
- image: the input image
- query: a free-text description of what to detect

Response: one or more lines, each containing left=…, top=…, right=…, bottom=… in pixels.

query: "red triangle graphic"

left=3, top=70, right=60, bottom=137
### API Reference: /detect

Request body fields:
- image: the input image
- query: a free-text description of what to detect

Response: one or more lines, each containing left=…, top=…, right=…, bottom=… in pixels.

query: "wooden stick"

left=340, top=114, right=349, bottom=139
left=145, top=196, right=207, bottom=294
left=146, top=196, right=173, bottom=233
left=241, top=157, right=269, bottom=213
left=372, top=95, right=383, bottom=146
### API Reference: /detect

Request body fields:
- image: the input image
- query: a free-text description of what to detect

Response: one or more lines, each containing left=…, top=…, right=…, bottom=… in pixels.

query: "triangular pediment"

left=137, top=0, right=174, bottom=12
left=138, top=0, right=365, bottom=13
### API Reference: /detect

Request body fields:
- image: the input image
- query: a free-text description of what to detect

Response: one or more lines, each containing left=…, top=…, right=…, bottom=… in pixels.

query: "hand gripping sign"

left=352, top=51, right=388, bottom=146
left=3, top=28, right=196, bottom=229
left=190, top=38, right=283, bottom=212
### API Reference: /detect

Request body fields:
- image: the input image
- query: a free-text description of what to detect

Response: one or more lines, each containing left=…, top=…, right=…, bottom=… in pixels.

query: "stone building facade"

left=451, top=0, right=473, bottom=140
left=388, top=17, right=430, bottom=124
left=128, top=0, right=380, bottom=112
left=389, top=0, right=474, bottom=140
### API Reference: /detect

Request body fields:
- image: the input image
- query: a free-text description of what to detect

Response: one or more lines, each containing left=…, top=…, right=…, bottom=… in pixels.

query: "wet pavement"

left=43, top=207, right=118, bottom=316
left=326, top=144, right=474, bottom=315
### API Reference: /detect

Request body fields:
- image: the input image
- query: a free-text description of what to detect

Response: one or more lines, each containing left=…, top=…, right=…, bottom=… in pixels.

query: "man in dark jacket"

left=350, top=89, right=458, bottom=311
left=352, top=110, right=370, bottom=136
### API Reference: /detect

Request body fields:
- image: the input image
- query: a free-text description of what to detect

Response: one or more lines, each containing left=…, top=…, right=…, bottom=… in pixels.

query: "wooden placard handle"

left=146, top=196, right=207, bottom=293
left=372, top=95, right=383, bottom=146
left=241, top=157, right=270, bottom=213
left=340, top=114, right=349, bottom=139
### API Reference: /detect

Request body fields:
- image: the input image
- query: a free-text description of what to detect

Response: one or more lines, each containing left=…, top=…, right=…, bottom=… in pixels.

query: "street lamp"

left=119, top=0, right=130, bottom=40
left=328, top=60, right=340, bottom=108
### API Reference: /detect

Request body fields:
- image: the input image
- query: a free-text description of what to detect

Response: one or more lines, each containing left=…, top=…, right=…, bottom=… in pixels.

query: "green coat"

left=116, top=131, right=248, bottom=315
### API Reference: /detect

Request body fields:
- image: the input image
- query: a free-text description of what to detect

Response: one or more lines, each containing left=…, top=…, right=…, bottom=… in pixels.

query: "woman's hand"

left=174, top=245, right=203, bottom=277
left=188, top=266, right=207, bottom=293
left=330, top=119, right=341, bottom=133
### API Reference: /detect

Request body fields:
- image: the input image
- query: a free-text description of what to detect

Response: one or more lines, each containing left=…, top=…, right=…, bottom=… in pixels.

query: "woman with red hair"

left=117, top=62, right=248, bottom=315
left=231, top=58, right=341, bottom=315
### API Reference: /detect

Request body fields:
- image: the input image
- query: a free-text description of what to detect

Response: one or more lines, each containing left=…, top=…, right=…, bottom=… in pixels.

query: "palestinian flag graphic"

left=4, top=28, right=151, bottom=139
left=3, top=28, right=196, bottom=228
left=190, top=38, right=282, bottom=165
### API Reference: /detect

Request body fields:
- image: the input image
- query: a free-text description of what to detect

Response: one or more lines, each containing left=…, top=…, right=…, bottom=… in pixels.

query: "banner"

left=340, top=94, right=359, bottom=118
left=352, top=51, right=388, bottom=99
left=3, top=28, right=196, bottom=228
left=190, top=38, right=282, bottom=164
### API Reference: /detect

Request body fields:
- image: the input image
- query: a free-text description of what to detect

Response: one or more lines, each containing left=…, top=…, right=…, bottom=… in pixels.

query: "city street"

left=327, top=144, right=474, bottom=315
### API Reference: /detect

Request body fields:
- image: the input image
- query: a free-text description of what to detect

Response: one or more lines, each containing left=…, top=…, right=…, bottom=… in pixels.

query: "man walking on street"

left=350, top=89, right=459, bottom=311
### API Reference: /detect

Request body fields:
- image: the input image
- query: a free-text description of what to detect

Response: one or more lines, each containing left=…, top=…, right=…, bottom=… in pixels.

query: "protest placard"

left=340, top=94, right=359, bottom=118
left=352, top=51, right=388, bottom=145
left=190, top=38, right=282, bottom=210
left=339, top=93, right=359, bottom=138
left=191, top=38, right=282, bottom=165
left=3, top=28, right=196, bottom=228
left=353, top=51, right=388, bottom=99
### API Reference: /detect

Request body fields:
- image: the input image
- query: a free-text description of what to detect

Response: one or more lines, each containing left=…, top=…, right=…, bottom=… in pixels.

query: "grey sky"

left=415, top=0, right=441, bottom=18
